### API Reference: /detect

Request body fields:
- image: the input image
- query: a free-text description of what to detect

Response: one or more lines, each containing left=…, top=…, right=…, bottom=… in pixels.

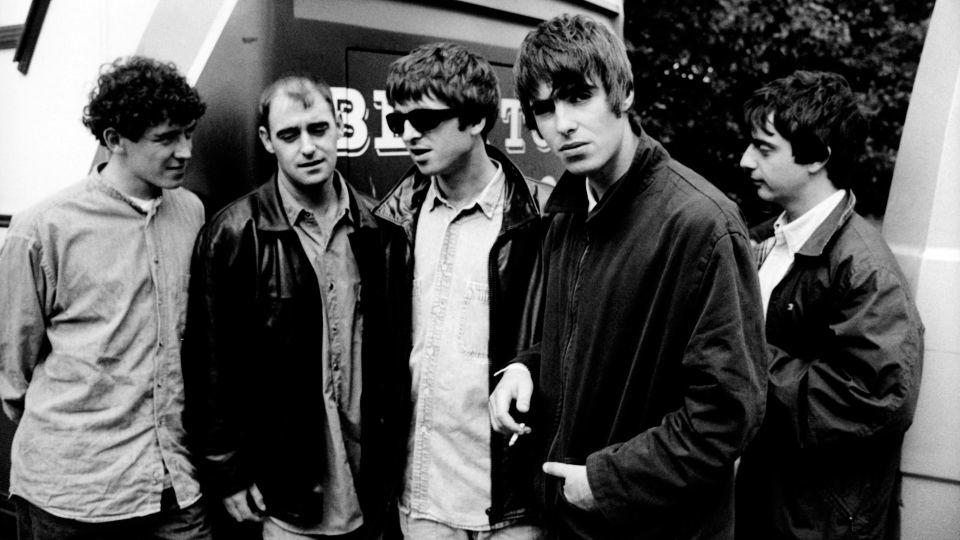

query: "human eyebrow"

left=751, top=137, right=775, bottom=150
left=531, top=99, right=555, bottom=116
left=555, top=82, right=596, bottom=101
left=275, top=127, right=300, bottom=140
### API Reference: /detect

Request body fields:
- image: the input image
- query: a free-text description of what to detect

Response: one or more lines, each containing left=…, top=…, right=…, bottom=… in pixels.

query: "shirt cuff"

left=493, top=363, right=530, bottom=379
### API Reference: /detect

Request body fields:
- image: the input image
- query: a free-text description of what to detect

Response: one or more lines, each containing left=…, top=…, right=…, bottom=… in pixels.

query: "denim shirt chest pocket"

left=458, top=279, right=490, bottom=358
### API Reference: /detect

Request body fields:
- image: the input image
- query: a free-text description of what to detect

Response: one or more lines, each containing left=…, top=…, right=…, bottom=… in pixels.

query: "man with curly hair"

left=0, top=56, right=210, bottom=539
left=376, top=42, right=550, bottom=538
left=735, top=70, right=924, bottom=539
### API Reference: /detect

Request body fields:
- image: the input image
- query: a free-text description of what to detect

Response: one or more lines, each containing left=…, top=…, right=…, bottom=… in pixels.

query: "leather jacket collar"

left=254, top=173, right=379, bottom=233
left=374, top=145, right=541, bottom=240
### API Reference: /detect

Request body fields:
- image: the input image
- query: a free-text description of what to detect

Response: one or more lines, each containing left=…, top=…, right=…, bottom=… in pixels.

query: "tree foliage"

left=625, top=0, right=935, bottom=222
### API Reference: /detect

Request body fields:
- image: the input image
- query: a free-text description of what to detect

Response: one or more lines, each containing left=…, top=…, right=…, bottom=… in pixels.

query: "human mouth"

left=299, top=159, right=325, bottom=169
left=559, top=141, right=588, bottom=153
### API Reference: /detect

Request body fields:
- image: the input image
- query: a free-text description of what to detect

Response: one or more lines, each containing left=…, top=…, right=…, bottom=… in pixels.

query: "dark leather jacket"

left=373, top=146, right=551, bottom=526
left=737, top=191, right=924, bottom=539
left=183, top=177, right=408, bottom=529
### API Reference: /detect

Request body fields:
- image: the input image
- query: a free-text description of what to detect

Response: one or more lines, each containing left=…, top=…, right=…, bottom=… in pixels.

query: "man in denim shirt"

left=376, top=43, right=551, bottom=539
left=0, top=56, right=209, bottom=539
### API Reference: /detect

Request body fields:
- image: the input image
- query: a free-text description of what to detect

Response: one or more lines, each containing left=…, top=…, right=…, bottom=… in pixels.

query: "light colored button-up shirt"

left=0, top=170, right=204, bottom=521
left=271, top=173, right=364, bottom=536
left=758, top=189, right=846, bottom=312
left=402, top=163, right=505, bottom=529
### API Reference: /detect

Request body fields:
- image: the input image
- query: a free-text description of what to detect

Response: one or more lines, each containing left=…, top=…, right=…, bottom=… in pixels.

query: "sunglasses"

left=385, top=108, right=459, bottom=136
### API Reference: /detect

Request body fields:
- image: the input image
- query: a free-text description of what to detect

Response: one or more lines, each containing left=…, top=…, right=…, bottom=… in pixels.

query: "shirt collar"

left=773, top=189, right=846, bottom=254
left=426, top=159, right=505, bottom=219
left=277, top=170, right=353, bottom=227
left=89, top=164, right=164, bottom=215
left=585, top=180, right=600, bottom=212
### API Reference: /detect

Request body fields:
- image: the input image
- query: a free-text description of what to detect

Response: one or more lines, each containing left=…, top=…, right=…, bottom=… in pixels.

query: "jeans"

left=14, top=488, right=212, bottom=540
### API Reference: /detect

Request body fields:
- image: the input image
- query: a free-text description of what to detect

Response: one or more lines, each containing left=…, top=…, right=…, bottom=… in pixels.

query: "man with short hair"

left=183, top=74, right=405, bottom=539
left=0, top=56, right=210, bottom=539
left=735, top=70, right=924, bottom=540
left=376, top=42, right=550, bottom=539
left=489, top=15, right=768, bottom=539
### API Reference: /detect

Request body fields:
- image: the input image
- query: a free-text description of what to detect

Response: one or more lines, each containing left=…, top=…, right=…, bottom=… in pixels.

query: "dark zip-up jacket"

left=516, top=125, right=767, bottom=539
left=736, top=191, right=924, bottom=539
left=182, top=177, right=408, bottom=530
left=374, top=146, right=551, bottom=526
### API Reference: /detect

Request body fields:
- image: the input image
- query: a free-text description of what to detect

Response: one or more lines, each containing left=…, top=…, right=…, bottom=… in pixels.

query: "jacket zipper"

left=546, top=231, right=590, bottom=471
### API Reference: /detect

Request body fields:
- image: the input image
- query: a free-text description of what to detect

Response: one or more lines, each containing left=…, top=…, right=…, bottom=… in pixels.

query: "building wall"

left=0, top=0, right=160, bottom=221
left=884, top=1, right=960, bottom=537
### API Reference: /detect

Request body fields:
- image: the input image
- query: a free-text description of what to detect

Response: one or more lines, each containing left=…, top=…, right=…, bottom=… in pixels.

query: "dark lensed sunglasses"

left=385, top=108, right=459, bottom=136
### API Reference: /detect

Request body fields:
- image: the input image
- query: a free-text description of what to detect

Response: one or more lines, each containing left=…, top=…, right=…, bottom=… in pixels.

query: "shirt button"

left=329, top=282, right=334, bottom=291
left=158, top=341, right=163, bottom=348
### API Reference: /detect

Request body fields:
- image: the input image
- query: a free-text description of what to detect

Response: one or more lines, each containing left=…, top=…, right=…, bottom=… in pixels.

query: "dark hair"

left=385, top=42, right=500, bottom=138
left=258, top=74, right=336, bottom=131
left=82, top=56, right=205, bottom=145
left=744, top=70, right=865, bottom=188
left=514, top=14, right=634, bottom=130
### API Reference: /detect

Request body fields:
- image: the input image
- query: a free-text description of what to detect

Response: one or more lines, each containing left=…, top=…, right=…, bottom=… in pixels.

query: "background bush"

left=624, top=0, right=936, bottom=224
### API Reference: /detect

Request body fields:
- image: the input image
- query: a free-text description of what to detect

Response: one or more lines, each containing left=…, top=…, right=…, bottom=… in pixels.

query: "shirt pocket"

left=457, top=279, right=489, bottom=358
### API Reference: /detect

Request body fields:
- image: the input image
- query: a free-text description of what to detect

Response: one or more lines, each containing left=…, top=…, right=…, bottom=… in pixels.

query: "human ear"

left=258, top=126, right=276, bottom=154
left=806, top=146, right=831, bottom=174
left=621, top=88, right=635, bottom=113
left=468, top=117, right=486, bottom=137
left=103, top=127, right=124, bottom=153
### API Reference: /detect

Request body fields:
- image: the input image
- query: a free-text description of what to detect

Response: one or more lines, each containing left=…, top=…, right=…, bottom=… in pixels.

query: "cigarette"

left=508, top=423, right=527, bottom=447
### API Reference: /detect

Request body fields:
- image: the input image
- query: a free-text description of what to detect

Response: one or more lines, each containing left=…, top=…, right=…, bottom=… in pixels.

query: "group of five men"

left=0, top=13, right=923, bottom=540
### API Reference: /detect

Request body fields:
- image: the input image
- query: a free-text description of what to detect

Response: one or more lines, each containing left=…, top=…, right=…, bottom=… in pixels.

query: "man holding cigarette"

left=376, top=42, right=551, bottom=537
left=489, top=15, right=768, bottom=539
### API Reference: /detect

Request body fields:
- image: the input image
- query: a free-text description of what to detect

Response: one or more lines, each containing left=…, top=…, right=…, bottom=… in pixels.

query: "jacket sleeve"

left=182, top=221, right=259, bottom=498
left=0, top=224, right=50, bottom=424
left=767, top=263, right=923, bottom=448
left=587, top=230, right=768, bottom=519
left=509, top=217, right=551, bottom=381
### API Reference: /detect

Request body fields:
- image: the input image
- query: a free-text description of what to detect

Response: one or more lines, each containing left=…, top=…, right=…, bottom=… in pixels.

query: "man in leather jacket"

left=374, top=43, right=551, bottom=538
left=735, top=70, right=924, bottom=539
left=183, top=75, right=406, bottom=539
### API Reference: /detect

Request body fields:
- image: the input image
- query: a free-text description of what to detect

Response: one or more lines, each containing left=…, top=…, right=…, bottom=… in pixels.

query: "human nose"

left=400, top=120, right=420, bottom=144
left=553, top=102, right=576, bottom=136
left=174, top=135, right=192, bottom=160
left=298, top=131, right=317, bottom=155
left=739, top=146, right=756, bottom=170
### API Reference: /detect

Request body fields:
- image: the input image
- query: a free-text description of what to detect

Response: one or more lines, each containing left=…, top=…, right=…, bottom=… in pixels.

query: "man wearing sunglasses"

left=183, top=74, right=406, bottom=538
left=488, top=15, right=767, bottom=539
left=375, top=42, right=551, bottom=538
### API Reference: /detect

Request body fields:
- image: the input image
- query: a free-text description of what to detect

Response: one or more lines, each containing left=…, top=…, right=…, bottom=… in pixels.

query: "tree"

left=625, top=0, right=935, bottom=223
